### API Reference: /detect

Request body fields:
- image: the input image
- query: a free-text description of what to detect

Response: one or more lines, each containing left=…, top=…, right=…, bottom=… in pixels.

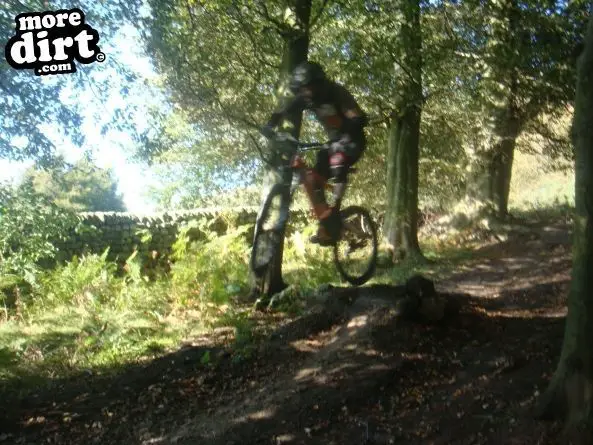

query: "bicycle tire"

left=250, top=183, right=285, bottom=278
left=333, top=206, right=378, bottom=286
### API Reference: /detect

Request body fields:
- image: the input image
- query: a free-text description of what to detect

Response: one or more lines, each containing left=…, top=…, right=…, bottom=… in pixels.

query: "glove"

left=260, top=124, right=276, bottom=139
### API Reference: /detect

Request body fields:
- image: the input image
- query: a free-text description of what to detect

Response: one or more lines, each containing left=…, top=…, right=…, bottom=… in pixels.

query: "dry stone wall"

left=52, top=205, right=387, bottom=267
left=53, top=206, right=311, bottom=264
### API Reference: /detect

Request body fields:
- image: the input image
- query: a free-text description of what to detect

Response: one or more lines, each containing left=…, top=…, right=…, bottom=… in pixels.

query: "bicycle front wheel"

left=333, top=206, right=378, bottom=286
left=250, top=183, right=286, bottom=277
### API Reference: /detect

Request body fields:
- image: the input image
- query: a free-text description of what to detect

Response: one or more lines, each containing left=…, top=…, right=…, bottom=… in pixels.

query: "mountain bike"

left=250, top=131, right=378, bottom=290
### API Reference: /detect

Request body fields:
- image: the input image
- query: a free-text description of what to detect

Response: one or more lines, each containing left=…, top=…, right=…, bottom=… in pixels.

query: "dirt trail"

left=4, top=222, right=572, bottom=445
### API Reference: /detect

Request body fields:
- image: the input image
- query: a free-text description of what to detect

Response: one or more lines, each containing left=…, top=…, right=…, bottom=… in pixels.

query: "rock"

left=418, top=296, right=447, bottom=322
left=405, top=274, right=436, bottom=299
left=394, top=295, right=420, bottom=319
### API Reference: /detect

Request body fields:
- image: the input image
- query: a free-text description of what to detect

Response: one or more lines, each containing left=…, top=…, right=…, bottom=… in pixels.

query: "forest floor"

left=1, top=218, right=573, bottom=444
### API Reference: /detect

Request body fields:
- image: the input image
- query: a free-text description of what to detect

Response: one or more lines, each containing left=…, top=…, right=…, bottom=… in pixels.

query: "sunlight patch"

left=275, top=433, right=295, bottom=443
left=328, top=362, right=357, bottom=374
left=347, top=314, right=368, bottom=329
left=363, top=348, right=380, bottom=357
left=290, top=338, right=324, bottom=353
left=249, top=407, right=275, bottom=420
left=142, top=437, right=165, bottom=444
left=235, top=407, right=276, bottom=423
left=294, top=366, right=321, bottom=381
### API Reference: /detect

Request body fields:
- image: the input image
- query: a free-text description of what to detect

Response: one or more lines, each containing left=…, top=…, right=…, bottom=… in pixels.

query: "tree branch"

left=231, top=2, right=279, bottom=70
left=310, top=0, right=331, bottom=30
left=253, top=0, right=289, bottom=35
left=185, top=1, right=275, bottom=88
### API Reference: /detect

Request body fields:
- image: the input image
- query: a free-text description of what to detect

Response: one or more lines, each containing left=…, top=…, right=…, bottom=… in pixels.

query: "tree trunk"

left=489, top=53, right=522, bottom=219
left=253, top=0, right=312, bottom=297
left=383, top=0, right=424, bottom=262
left=465, top=0, right=522, bottom=220
left=490, top=108, right=521, bottom=220
left=464, top=100, right=522, bottom=221
left=535, top=15, right=593, bottom=444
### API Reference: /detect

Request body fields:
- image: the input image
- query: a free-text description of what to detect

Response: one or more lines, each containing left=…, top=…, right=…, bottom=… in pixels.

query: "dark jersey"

left=268, top=80, right=368, bottom=141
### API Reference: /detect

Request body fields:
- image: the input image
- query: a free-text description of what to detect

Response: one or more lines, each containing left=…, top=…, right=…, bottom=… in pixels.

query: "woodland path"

left=1, top=221, right=572, bottom=445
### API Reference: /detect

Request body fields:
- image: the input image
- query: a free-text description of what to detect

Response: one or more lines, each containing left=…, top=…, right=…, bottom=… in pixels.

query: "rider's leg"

left=312, top=135, right=366, bottom=245
left=329, top=152, right=349, bottom=212
left=313, top=148, right=330, bottom=206
left=329, top=137, right=363, bottom=212
left=310, top=149, right=334, bottom=244
left=311, top=152, right=350, bottom=244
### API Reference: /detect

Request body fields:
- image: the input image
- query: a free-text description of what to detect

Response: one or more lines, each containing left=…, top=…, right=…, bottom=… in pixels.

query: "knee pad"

left=330, top=151, right=348, bottom=182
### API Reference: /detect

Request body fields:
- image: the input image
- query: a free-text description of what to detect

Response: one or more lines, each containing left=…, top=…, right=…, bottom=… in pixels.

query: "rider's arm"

left=266, top=95, right=307, bottom=128
left=334, top=84, right=368, bottom=135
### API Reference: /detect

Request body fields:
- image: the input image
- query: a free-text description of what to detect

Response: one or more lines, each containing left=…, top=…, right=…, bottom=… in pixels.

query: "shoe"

left=309, top=226, right=334, bottom=246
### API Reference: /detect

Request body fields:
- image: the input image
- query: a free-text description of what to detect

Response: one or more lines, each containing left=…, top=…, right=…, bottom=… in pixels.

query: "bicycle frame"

left=252, top=131, right=379, bottom=286
left=256, top=133, right=331, bottom=234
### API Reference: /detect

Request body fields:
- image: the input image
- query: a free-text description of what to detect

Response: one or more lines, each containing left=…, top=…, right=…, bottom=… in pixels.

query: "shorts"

left=314, top=132, right=366, bottom=182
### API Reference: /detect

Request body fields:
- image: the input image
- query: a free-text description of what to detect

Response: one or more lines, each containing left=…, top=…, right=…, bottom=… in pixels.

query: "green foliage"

left=19, top=158, right=126, bottom=212
left=509, top=151, right=575, bottom=209
left=34, top=249, right=120, bottom=310
left=170, top=221, right=251, bottom=308
left=445, top=0, right=587, bottom=161
left=145, top=0, right=282, bottom=159
left=0, top=207, right=351, bottom=385
left=0, top=182, right=78, bottom=289
left=143, top=0, right=330, bottom=207
left=141, top=109, right=262, bottom=209
left=282, top=224, right=338, bottom=289
left=0, top=137, right=576, bottom=388
left=142, top=0, right=583, bottom=216
left=1, top=0, right=149, bottom=163
left=0, top=247, right=176, bottom=383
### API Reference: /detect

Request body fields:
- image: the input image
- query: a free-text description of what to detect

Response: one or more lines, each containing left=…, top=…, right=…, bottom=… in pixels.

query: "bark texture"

left=383, top=0, right=424, bottom=262
left=536, top=14, right=593, bottom=445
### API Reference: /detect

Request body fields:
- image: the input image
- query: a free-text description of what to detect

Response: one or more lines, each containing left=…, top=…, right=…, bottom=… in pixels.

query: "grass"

left=508, top=151, right=574, bottom=220
left=0, top=151, right=575, bottom=393
left=0, top=296, right=201, bottom=384
left=0, top=221, right=348, bottom=392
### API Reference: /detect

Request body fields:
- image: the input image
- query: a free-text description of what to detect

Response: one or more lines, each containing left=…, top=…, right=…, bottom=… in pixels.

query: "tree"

left=19, top=158, right=126, bottom=212
left=146, top=0, right=339, bottom=296
left=0, top=0, right=147, bottom=164
left=383, top=0, right=424, bottom=261
left=0, top=182, right=77, bottom=295
left=454, top=0, right=588, bottom=219
left=310, top=0, right=471, bottom=260
left=535, top=13, right=593, bottom=444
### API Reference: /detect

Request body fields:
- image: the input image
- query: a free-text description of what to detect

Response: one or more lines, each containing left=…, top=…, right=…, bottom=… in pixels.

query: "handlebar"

left=259, top=128, right=327, bottom=151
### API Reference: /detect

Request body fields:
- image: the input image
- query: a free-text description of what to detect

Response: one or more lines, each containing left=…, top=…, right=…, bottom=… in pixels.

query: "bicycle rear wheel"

left=333, top=206, right=378, bottom=286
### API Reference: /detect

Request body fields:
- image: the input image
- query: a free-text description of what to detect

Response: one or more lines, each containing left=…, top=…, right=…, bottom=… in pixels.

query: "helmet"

left=289, top=61, right=326, bottom=94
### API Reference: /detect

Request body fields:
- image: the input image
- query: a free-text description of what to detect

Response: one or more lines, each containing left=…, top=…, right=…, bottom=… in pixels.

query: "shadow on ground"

left=2, top=283, right=568, bottom=445
left=0, top=220, right=572, bottom=445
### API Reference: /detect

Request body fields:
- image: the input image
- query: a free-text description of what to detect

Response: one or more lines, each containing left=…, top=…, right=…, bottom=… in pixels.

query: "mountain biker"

left=261, top=61, right=368, bottom=245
